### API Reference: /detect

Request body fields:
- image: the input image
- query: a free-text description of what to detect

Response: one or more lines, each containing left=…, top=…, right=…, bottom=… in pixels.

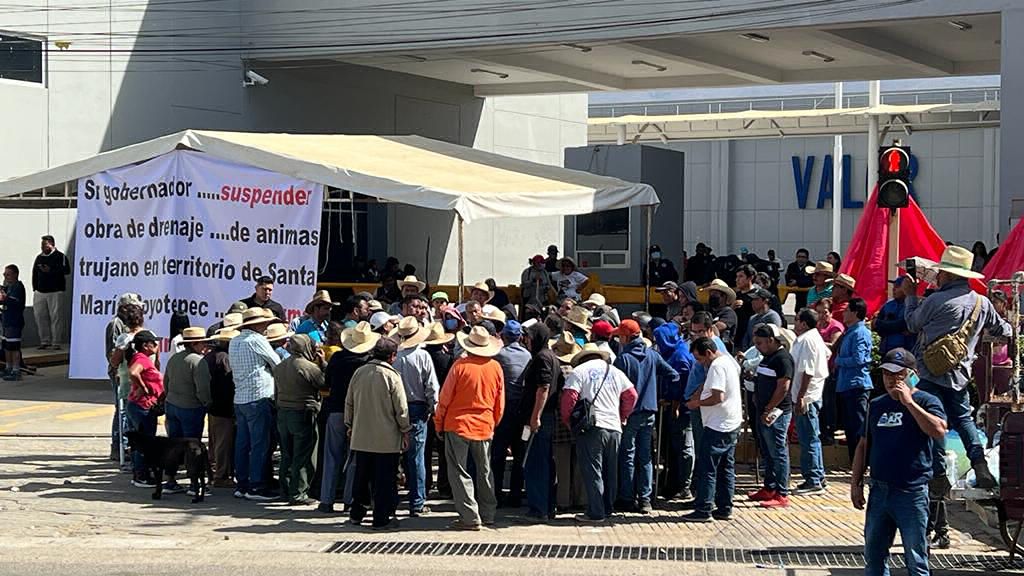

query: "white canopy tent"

left=0, top=129, right=659, bottom=299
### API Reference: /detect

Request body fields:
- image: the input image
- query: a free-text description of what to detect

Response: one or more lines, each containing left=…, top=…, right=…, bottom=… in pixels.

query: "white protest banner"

left=71, top=150, right=323, bottom=378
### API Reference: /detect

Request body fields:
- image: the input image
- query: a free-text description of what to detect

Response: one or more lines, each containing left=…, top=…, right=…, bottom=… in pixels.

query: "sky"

left=588, top=75, right=1001, bottom=105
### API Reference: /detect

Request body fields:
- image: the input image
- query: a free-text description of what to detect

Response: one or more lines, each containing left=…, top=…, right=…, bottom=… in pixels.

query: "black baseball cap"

left=133, top=330, right=160, bottom=344
left=880, top=348, right=917, bottom=373
left=750, top=287, right=772, bottom=300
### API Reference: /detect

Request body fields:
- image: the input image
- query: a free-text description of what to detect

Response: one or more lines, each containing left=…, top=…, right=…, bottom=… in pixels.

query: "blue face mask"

left=907, top=372, right=919, bottom=388
left=443, top=318, right=459, bottom=332
left=651, top=251, right=662, bottom=260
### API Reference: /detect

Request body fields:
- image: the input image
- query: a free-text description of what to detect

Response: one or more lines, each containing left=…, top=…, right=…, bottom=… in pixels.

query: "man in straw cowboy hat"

left=162, top=326, right=213, bottom=494
left=265, top=321, right=296, bottom=361
left=346, top=337, right=411, bottom=530
left=436, top=326, right=506, bottom=530
left=390, top=316, right=438, bottom=516
left=902, top=244, right=1011, bottom=491
left=295, top=290, right=338, bottom=344
left=613, top=319, right=679, bottom=514
left=422, top=320, right=456, bottom=498
left=229, top=307, right=284, bottom=502
left=706, top=279, right=738, bottom=349
left=389, top=275, right=427, bottom=316
left=806, top=261, right=835, bottom=307
left=831, top=273, right=857, bottom=319
left=457, top=281, right=501, bottom=317
left=560, top=342, right=638, bottom=523
left=204, top=328, right=239, bottom=488
left=318, top=321, right=377, bottom=514
left=274, top=333, right=326, bottom=506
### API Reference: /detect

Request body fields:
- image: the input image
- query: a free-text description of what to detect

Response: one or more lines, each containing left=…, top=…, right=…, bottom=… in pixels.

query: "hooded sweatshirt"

left=653, top=323, right=694, bottom=403
left=274, top=334, right=325, bottom=411
left=613, top=336, right=679, bottom=412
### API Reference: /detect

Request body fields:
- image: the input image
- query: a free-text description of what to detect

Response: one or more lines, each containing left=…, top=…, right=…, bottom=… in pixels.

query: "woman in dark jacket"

left=520, top=323, right=560, bottom=520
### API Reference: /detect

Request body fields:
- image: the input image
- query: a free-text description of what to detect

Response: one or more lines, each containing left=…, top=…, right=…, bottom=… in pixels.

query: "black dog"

left=125, top=431, right=212, bottom=503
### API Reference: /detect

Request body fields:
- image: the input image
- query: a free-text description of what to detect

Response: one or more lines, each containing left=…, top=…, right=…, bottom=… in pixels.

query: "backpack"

left=922, top=294, right=982, bottom=376
left=569, top=363, right=611, bottom=436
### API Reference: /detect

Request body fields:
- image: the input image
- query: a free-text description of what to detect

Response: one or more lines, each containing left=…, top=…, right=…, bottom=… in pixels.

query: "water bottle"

left=945, top=451, right=960, bottom=489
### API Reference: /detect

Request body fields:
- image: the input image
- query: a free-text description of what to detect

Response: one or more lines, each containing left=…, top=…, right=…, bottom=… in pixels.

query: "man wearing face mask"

left=644, top=244, right=679, bottom=286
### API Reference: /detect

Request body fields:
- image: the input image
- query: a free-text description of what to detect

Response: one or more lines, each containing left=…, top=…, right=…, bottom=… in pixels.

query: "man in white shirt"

left=682, top=336, right=742, bottom=523
left=790, top=308, right=831, bottom=494
left=559, top=343, right=638, bottom=524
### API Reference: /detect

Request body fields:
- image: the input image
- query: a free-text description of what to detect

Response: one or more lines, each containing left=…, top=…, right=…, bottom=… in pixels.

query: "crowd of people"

left=5, top=235, right=1005, bottom=573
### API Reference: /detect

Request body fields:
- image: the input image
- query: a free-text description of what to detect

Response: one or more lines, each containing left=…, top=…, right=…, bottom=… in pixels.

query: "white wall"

left=661, top=127, right=999, bottom=261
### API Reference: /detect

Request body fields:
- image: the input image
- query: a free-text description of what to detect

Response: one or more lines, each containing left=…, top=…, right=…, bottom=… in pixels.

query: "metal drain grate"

left=324, top=540, right=1023, bottom=571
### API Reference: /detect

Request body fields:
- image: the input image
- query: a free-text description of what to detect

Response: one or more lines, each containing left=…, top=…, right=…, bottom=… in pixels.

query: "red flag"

left=839, top=187, right=982, bottom=315
left=982, top=217, right=1024, bottom=283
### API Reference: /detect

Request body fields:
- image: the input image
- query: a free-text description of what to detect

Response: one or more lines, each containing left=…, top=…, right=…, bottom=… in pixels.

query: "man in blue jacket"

left=874, top=278, right=916, bottom=356
left=653, top=322, right=695, bottom=500
left=836, top=298, right=874, bottom=463
left=614, top=319, right=679, bottom=513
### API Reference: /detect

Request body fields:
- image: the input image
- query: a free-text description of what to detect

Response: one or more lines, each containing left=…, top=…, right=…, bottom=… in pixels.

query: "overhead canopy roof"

left=0, top=129, right=657, bottom=222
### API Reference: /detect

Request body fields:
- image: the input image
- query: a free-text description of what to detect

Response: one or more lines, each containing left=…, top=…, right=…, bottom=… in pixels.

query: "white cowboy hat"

left=179, top=326, right=208, bottom=343
left=264, top=323, right=295, bottom=343
left=456, top=326, right=503, bottom=358
left=389, top=316, right=430, bottom=349
left=805, top=261, right=835, bottom=276
left=239, top=307, right=278, bottom=328
left=706, top=279, right=736, bottom=303
left=397, top=275, right=426, bottom=292
left=482, top=307, right=507, bottom=329
left=468, top=281, right=494, bottom=303
left=582, top=293, right=607, bottom=308
left=208, top=328, right=240, bottom=343
left=549, top=331, right=582, bottom=364
left=564, top=305, right=593, bottom=333
left=221, top=312, right=243, bottom=330
left=422, top=321, right=455, bottom=346
left=571, top=342, right=610, bottom=367
left=367, top=299, right=384, bottom=313
left=340, top=321, right=380, bottom=354
left=933, top=245, right=985, bottom=280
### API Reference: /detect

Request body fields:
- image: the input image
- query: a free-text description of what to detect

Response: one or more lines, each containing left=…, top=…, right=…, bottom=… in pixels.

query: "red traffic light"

left=880, top=146, right=910, bottom=176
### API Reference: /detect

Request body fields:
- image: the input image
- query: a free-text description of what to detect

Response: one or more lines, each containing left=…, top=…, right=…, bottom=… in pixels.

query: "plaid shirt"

left=229, top=329, right=280, bottom=405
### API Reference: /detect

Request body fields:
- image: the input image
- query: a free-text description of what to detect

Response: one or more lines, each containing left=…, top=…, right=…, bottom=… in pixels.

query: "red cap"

left=615, top=319, right=641, bottom=338
left=531, top=254, right=545, bottom=264
left=591, top=320, right=614, bottom=339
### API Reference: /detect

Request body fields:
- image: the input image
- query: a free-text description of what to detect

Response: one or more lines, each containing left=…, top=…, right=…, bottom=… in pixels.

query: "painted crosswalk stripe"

left=55, top=407, right=114, bottom=421
left=0, top=403, right=61, bottom=417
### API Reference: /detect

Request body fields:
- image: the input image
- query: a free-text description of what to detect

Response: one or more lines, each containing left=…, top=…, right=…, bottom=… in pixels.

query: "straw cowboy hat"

left=565, top=305, right=593, bottom=332
left=340, top=321, right=380, bottom=354
left=583, top=293, right=607, bottom=308
left=456, top=325, right=503, bottom=358
left=805, top=261, right=835, bottom=276
left=834, top=273, right=857, bottom=291
left=389, top=316, right=430, bottom=349
left=264, top=322, right=294, bottom=343
left=571, top=342, right=611, bottom=367
left=208, top=328, right=240, bottom=343
left=397, top=275, right=426, bottom=292
left=179, top=327, right=208, bottom=343
left=706, top=279, right=736, bottom=303
left=482, top=308, right=507, bottom=330
left=221, top=312, right=243, bottom=330
left=422, top=321, right=455, bottom=346
left=549, top=331, right=583, bottom=364
left=367, top=299, right=384, bottom=313
left=469, top=281, right=494, bottom=303
left=932, top=245, right=985, bottom=280
left=239, top=307, right=278, bottom=328
left=305, top=289, right=339, bottom=312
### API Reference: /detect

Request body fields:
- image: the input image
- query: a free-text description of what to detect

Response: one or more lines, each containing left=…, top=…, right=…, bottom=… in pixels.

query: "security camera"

left=243, top=70, right=269, bottom=86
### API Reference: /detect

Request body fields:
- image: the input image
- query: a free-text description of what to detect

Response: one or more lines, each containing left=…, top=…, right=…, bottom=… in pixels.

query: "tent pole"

left=644, top=205, right=652, bottom=312
left=457, top=214, right=465, bottom=304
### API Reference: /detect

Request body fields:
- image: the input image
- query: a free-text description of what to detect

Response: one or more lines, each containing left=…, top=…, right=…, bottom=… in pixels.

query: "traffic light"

left=877, top=145, right=911, bottom=208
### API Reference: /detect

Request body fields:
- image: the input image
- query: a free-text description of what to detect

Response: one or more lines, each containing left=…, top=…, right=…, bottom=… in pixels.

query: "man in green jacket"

left=274, top=333, right=326, bottom=505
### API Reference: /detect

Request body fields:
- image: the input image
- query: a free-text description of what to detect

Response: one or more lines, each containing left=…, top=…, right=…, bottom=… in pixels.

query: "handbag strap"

left=590, top=362, right=612, bottom=402
left=963, top=292, right=983, bottom=333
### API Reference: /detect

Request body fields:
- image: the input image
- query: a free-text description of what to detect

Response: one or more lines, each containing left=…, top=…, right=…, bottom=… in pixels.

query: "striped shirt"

left=229, top=329, right=280, bottom=405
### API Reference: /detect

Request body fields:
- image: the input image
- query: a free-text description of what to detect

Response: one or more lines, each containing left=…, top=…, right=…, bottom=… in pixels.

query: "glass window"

left=575, top=207, right=629, bottom=251
left=0, top=34, right=44, bottom=84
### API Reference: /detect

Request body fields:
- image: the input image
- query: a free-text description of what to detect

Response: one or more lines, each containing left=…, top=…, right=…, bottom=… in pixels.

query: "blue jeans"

left=666, top=408, right=694, bottom=495
left=840, top=388, right=871, bottom=463
left=402, top=403, right=429, bottom=512
left=755, top=410, right=792, bottom=495
left=319, top=412, right=351, bottom=507
left=523, top=410, right=556, bottom=518
left=693, top=427, right=738, bottom=516
left=864, top=480, right=930, bottom=576
left=234, top=398, right=273, bottom=493
left=125, top=402, right=157, bottom=476
left=916, top=379, right=984, bottom=475
left=577, top=426, right=621, bottom=520
left=165, top=403, right=206, bottom=439
left=795, top=400, right=825, bottom=487
left=618, top=409, right=656, bottom=505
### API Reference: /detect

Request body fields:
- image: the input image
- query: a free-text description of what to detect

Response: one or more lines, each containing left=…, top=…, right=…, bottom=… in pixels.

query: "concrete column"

left=999, top=9, right=1024, bottom=238
left=867, top=81, right=881, bottom=194
left=832, top=82, right=843, bottom=252
left=711, top=140, right=730, bottom=252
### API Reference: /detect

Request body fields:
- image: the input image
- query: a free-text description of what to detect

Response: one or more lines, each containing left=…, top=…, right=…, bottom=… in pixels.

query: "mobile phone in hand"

left=905, top=259, right=917, bottom=280
left=765, top=408, right=783, bottom=425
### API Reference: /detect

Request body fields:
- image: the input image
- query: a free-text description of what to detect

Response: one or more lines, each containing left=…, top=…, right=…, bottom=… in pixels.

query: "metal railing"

left=589, top=87, right=1001, bottom=118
